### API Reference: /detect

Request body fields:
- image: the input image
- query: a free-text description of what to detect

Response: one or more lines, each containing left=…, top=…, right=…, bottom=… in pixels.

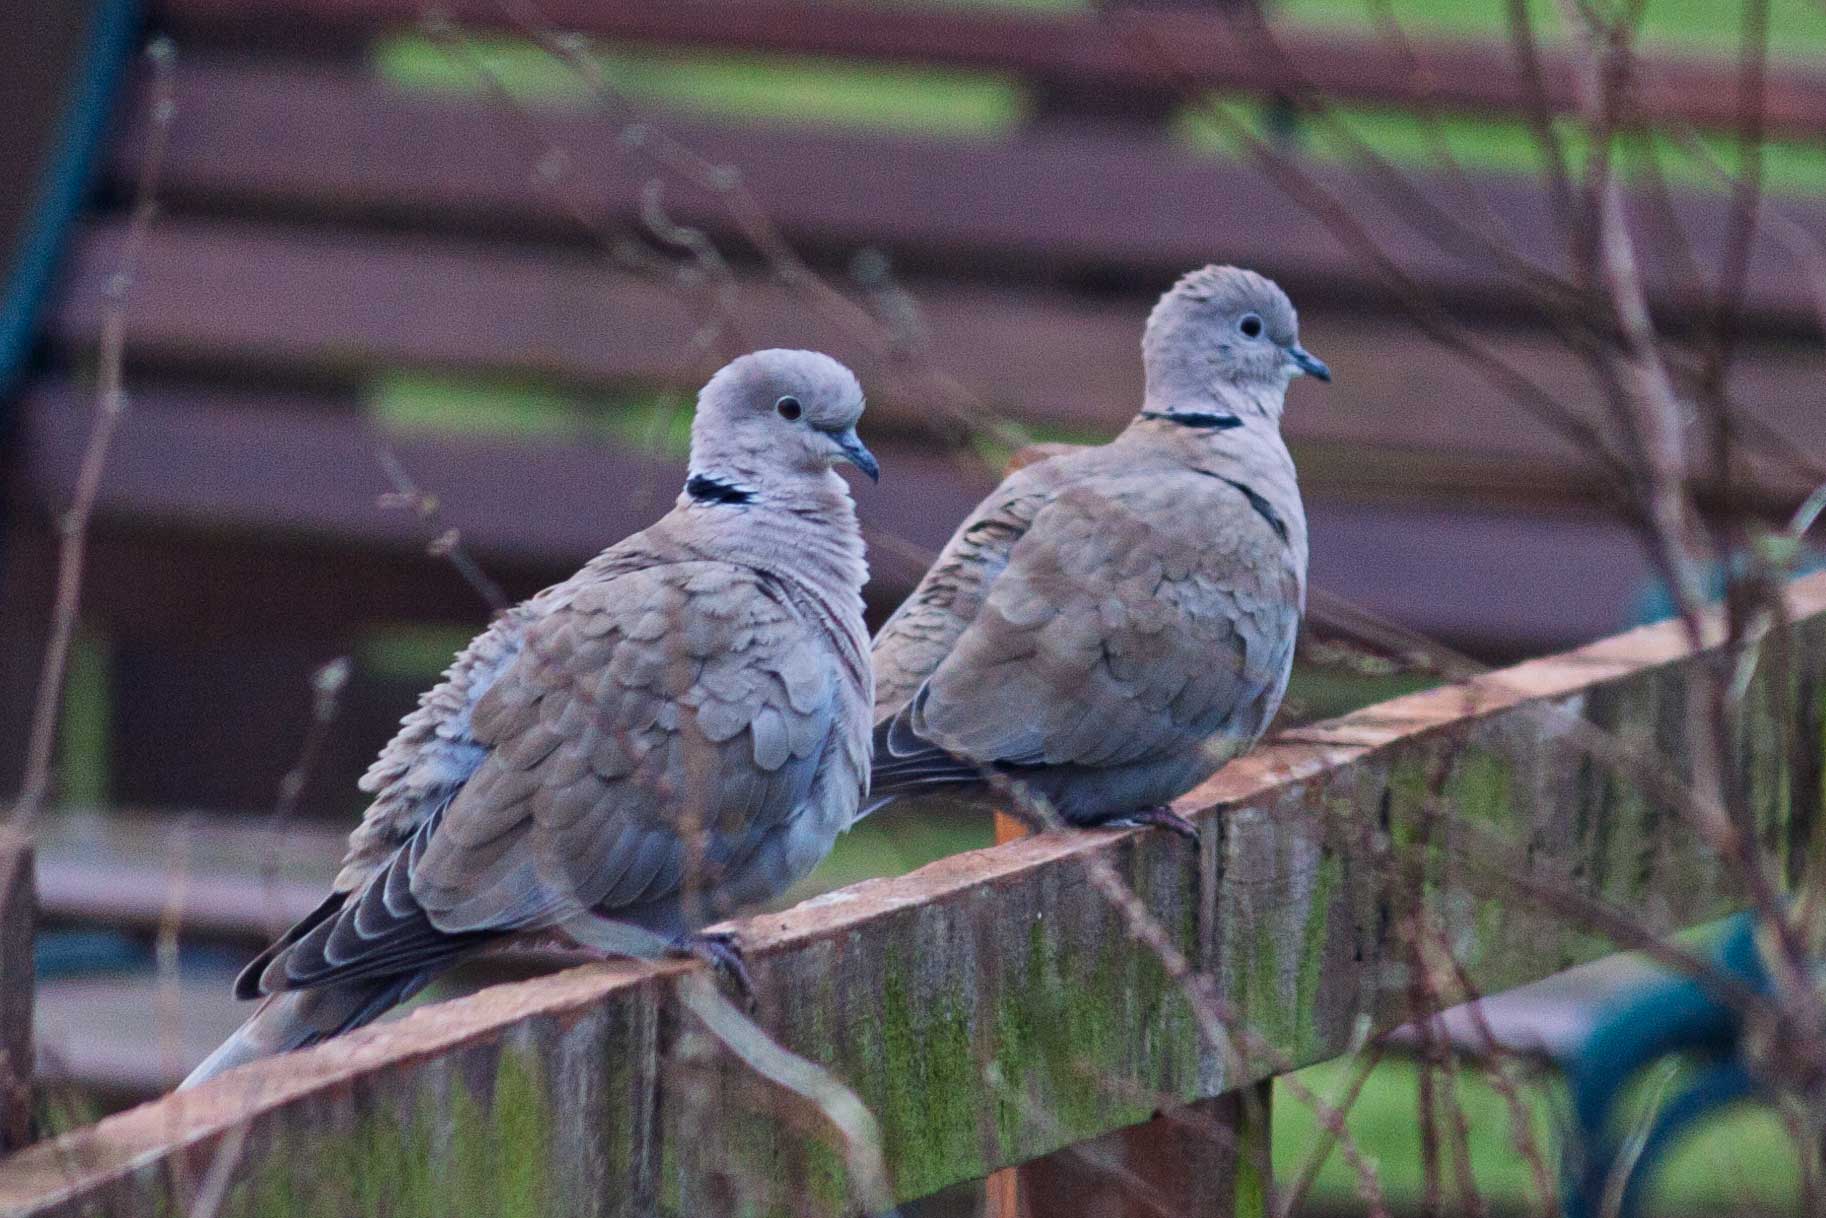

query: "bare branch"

left=12, top=39, right=175, bottom=829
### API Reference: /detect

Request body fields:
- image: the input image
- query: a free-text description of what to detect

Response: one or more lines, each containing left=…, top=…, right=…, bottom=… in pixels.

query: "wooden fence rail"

left=5, top=570, right=1822, bottom=1217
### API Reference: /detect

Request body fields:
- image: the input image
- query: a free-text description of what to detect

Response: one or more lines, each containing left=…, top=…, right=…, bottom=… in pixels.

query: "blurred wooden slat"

left=105, top=59, right=1826, bottom=330
left=9, top=382, right=985, bottom=572
left=38, top=856, right=325, bottom=941
left=34, top=811, right=343, bottom=940
left=35, top=971, right=246, bottom=1101
left=11, top=380, right=1660, bottom=653
left=46, top=219, right=1826, bottom=508
left=34, top=944, right=611, bottom=1101
left=0, top=517, right=57, bottom=802
left=1384, top=949, right=1675, bottom=1063
left=0, top=7, right=95, bottom=260
left=150, top=0, right=1826, bottom=142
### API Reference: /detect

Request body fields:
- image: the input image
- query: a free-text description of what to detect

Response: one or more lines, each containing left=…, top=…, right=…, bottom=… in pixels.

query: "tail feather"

left=860, top=706, right=993, bottom=819
left=179, top=971, right=430, bottom=1090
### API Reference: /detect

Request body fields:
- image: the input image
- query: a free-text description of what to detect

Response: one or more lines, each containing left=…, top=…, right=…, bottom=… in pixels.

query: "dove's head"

left=1141, top=265, right=1329, bottom=422
left=688, top=349, right=878, bottom=501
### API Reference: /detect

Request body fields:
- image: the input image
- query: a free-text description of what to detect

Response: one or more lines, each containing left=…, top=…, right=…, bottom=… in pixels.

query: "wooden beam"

left=104, top=60, right=1826, bottom=330
left=4, top=571, right=1823, bottom=1216
left=0, top=832, right=34, bottom=1153
left=992, top=1087, right=1272, bottom=1218
left=147, top=0, right=1826, bottom=142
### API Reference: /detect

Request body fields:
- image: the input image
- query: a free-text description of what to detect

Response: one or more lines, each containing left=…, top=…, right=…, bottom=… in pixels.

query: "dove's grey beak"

left=834, top=428, right=880, bottom=482
left=1290, top=346, right=1332, bottom=382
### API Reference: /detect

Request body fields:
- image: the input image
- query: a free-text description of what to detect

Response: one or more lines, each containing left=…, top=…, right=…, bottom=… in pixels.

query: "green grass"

left=55, top=630, right=111, bottom=809
left=1275, top=0, right=1826, bottom=57
left=1178, top=97, right=1826, bottom=197
left=374, top=35, right=1025, bottom=136
left=1283, top=663, right=1440, bottom=723
left=1276, top=1055, right=1803, bottom=1214
left=369, top=371, right=697, bottom=459
left=358, top=623, right=478, bottom=682
left=781, top=807, right=994, bottom=903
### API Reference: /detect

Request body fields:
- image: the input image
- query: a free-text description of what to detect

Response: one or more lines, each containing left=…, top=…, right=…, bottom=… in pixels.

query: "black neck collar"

left=685, top=474, right=754, bottom=505
left=1140, top=410, right=1244, bottom=431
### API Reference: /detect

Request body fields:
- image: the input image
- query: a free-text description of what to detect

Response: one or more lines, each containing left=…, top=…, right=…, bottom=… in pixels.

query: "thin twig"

left=257, top=658, right=351, bottom=938
left=12, top=39, right=175, bottom=828
left=375, top=444, right=512, bottom=615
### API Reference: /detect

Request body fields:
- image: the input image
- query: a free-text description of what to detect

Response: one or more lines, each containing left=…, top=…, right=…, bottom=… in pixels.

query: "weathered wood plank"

left=5, top=571, right=1822, bottom=1217
left=149, top=0, right=1826, bottom=142
left=106, top=60, right=1826, bottom=330
left=0, top=833, right=34, bottom=1154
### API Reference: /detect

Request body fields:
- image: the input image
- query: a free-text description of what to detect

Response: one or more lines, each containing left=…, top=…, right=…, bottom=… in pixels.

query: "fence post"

left=985, top=794, right=1272, bottom=1218
left=0, top=830, right=34, bottom=1152
left=998, top=1086, right=1274, bottom=1218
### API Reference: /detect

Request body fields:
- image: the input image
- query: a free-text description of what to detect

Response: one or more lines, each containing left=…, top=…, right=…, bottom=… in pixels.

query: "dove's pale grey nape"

left=868, top=265, right=1324, bottom=836
left=182, top=349, right=878, bottom=1089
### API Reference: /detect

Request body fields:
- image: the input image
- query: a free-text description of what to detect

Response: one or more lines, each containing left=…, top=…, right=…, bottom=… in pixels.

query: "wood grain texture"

left=5, top=572, right=1823, bottom=1216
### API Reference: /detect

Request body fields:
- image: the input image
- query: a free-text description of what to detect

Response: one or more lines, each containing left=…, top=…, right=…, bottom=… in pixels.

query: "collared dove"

left=183, top=349, right=879, bottom=1088
left=868, top=266, right=1325, bottom=836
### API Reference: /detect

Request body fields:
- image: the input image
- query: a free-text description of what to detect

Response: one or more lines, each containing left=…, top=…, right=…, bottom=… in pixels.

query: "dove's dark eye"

left=1238, top=314, right=1264, bottom=339
left=775, top=396, right=802, bottom=420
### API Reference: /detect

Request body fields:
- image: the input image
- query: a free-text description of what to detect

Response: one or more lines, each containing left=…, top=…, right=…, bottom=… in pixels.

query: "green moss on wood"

left=993, top=896, right=1205, bottom=1156
left=1293, top=853, right=1343, bottom=1055
left=210, top=1044, right=555, bottom=1218
left=875, top=940, right=981, bottom=1197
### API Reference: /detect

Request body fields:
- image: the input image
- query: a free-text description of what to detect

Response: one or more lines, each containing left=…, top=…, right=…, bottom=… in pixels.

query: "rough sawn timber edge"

left=5, top=570, right=1824, bottom=1217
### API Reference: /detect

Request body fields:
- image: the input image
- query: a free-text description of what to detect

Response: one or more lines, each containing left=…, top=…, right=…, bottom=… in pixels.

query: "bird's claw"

left=669, top=930, right=757, bottom=1010
left=1104, top=805, right=1201, bottom=844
